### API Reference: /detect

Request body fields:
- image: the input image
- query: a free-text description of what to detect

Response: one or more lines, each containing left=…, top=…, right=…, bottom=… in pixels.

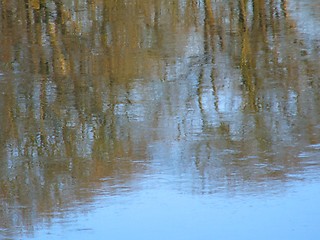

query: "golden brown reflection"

left=1, top=0, right=320, bottom=238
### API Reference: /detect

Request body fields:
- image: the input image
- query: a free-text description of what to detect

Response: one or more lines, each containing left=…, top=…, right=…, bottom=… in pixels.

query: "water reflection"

left=0, top=0, right=320, bottom=239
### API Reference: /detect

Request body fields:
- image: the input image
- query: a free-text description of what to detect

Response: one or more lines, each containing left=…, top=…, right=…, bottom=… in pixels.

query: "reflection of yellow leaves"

left=57, top=52, right=69, bottom=75
left=48, top=22, right=56, bottom=39
left=204, top=0, right=215, bottom=26
left=47, top=22, right=70, bottom=75
left=71, top=21, right=82, bottom=35
left=29, top=0, right=40, bottom=10
left=61, top=9, right=72, bottom=24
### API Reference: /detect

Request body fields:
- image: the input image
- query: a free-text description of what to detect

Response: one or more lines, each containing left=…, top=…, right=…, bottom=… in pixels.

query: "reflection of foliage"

left=0, top=0, right=320, bottom=238
left=196, top=0, right=320, bottom=182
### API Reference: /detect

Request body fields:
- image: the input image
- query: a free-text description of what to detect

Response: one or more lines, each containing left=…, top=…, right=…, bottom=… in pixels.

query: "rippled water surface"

left=1, top=0, right=320, bottom=239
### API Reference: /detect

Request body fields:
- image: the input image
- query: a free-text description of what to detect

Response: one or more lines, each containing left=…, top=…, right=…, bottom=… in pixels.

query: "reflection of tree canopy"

left=0, top=0, right=320, bottom=238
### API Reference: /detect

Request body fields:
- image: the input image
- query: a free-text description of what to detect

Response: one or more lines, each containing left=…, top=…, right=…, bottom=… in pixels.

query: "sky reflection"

left=0, top=0, right=320, bottom=239
left=25, top=179, right=320, bottom=240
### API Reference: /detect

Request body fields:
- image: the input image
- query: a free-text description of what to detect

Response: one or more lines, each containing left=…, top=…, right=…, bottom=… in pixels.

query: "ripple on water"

left=307, top=143, right=320, bottom=150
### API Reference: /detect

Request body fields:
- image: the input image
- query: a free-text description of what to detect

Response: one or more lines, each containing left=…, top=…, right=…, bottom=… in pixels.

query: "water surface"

left=0, top=0, right=320, bottom=239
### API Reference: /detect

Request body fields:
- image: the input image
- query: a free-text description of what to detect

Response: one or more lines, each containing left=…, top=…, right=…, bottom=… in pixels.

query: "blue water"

left=1, top=1, right=320, bottom=239
left=25, top=178, right=320, bottom=240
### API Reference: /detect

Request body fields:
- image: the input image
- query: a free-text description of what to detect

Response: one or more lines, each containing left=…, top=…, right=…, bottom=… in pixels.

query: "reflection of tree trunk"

left=204, top=0, right=215, bottom=27
left=196, top=64, right=205, bottom=124
left=39, top=76, right=48, bottom=153
left=253, top=0, right=266, bottom=34
left=239, top=0, right=256, bottom=111
left=239, top=0, right=247, bottom=31
left=203, top=0, right=224, bottom=51
left=48, top=22, right=69, bottom=75
left=281, top=0, right=287, bottom=18
left=203, top=0, right=219, bottom=112
left=3, top=82, right=18, bottom=143
left=53, top=0, right=63, bottom=25
left=204, top=1, right=213, bottom=51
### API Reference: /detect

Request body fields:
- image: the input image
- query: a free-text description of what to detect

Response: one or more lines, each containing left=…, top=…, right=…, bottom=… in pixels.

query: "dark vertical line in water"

left=24, top=0, right=33, bottom=72
left=239, top=0, right=258, bottom=111
left=38, top=76, right=48, bottom=154
left=101, top=1, right=108, bottom=45
left=203, top=0, right=210, bottom=58
left=269, top=0, right=278, bottom=40
left=88, top=0, right=96, bottom=49
left=239, top=0, right=247, bottom=32
left=53, top=0, right=66, bottom=34
left=280, top=0, right=287, bottom=18
left=196, top=64, right=205, bottom=123
left=101, top=1, right=116, bottom=146
left=203, top=0, right=219, bottom=113
left=24, top=0, right=32, bottom=27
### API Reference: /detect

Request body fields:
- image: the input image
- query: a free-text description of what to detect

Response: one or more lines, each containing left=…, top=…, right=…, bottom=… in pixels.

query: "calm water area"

left=0, top=0, right=320, bottom=239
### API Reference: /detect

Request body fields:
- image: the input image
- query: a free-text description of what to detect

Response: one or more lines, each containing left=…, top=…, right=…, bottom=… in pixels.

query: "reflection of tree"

left=0, top=1, right=204, bottom=238
left=0, top=0, right=320, bottom=238
left=191, top=0, right=320, bottom=187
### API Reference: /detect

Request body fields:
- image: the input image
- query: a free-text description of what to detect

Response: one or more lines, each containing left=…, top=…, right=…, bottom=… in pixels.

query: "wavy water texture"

left=0, top=0, right=320, bottom=239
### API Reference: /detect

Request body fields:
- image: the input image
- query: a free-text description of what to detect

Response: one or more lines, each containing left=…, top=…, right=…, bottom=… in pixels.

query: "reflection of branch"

left=238, top=1, right=257, bottom=111
left=203, top=0, right=225, bottom=51
left=1, top=1, right=320, bottom=237
left=281, top=0, right=287, bottom=18
left=239, top=0, right=247, bottom=31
